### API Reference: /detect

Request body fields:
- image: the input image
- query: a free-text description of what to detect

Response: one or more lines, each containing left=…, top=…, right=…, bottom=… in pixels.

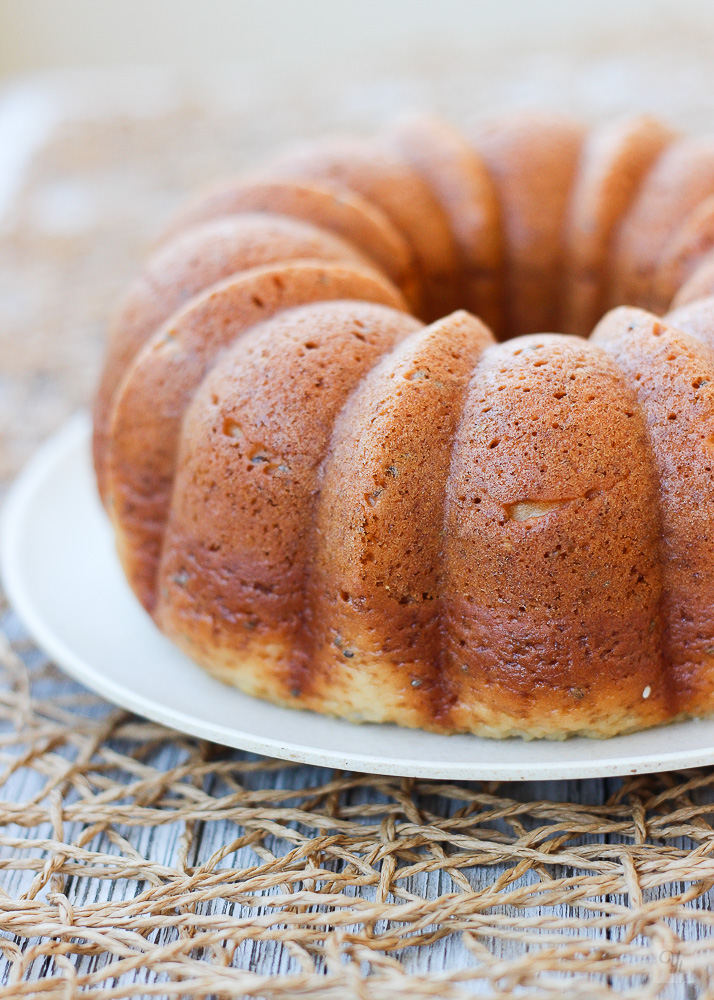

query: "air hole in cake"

left=506, top=499, right=569, bottom=521
left=222, top=417, right=244, bottom=441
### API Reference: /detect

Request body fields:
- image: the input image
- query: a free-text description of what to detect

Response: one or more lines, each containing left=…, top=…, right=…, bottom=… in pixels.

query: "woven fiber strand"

left=6, top=47, right=714, bottom=996
left=3, top=605, right=714, bottom=998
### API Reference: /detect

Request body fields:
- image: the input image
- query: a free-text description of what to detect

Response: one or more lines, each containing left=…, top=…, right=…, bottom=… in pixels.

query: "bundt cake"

left=94, top=111, right=714, bottom=739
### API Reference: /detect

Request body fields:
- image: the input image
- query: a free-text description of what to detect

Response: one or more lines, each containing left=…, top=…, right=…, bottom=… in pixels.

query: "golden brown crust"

left=471, top=113, right=585, bottom=338
left=155, top=301, right=422, bottom=705
left=593, top=307, right=714, bottom=715
left=305, top=311, right=494, bottom=728
left=106, top=261, right=407, bottom=610
left=158, top=177, right=422, bottom=311
left=443, top=333, right=668, bottom=737
left=609, top=137, right=714, bottom=311
left=385, top=116, right=504, bottom=336
left=671, top=253, right=714, bottom=309
left=93, top=213, right=372, bottom=501
left=263, top=136, right=458, bottom=321
left=562, top=116, right=674, bottom=336
left=653, top=195, right=714, bottom=312
left=667, top=294, right=714, bottom=347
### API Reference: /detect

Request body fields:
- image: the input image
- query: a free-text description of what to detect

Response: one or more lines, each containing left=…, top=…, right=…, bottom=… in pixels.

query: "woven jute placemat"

left=3, top=38, right=714, bottom=997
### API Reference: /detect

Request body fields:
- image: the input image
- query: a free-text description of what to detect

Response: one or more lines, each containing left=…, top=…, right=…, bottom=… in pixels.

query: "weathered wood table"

left=2, top=46, right=714, bottom=997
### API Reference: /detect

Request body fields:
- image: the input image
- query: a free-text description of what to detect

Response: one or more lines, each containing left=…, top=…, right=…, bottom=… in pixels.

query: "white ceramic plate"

left=3, top=413, right=714, bottom=780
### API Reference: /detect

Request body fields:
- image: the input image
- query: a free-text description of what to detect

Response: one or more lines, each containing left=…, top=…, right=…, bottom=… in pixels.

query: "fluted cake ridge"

left=94, top=112, right=714, bottom=738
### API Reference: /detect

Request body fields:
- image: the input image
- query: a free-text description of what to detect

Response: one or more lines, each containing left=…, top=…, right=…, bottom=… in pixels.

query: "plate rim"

left=3, top=412, right=714, bottom=780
